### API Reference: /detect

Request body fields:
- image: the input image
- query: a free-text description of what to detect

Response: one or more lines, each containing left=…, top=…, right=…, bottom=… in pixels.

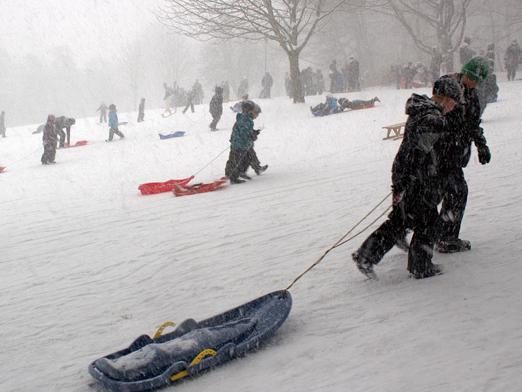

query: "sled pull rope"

left=153, top=321, right=177, bottom=339
left=192, top=146, right=229, bottom=177
left=285, top=192, right=392, bottom=291
left=170, top=349, right=218, bottom=382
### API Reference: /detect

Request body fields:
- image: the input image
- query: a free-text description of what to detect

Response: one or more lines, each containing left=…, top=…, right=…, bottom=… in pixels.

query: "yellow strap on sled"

left=170, top=349, right=217, bottom=382
left=153, top=321, right=177, bottom=339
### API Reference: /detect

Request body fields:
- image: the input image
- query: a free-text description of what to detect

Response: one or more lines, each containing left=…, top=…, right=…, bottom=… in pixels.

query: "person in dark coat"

left=55, top=116, right=76, bottom=147
left=97, top=103, right=108, bottom=123
left=0, top=111, right=6, bottom=137
left=434, top=57, right=491, bottom=253
left=137, top=98, right=145, bottom=122
left=459, top=37, right=476, bottom=67
left=41, top=115, right=57, bottom=165
left=182, top=87, right=196, bottom=114
left=260, top=72, right=274, bottom=99
left=209, top=86, right=223, bottom=131
left=347, top=57, right=360, bottom=91
left=107, top=104, right=125, bottom=141
left=224, top=100, right=260, bottom=184
left=352, top=78, right=463, bottom=279
left=504, top=40, right=522, bottom=81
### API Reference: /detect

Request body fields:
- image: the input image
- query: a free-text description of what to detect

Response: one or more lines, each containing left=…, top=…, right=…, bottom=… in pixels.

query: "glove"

left=477, top=145, right=491, bottom=165
left=392, top=190, right=405, bottom=206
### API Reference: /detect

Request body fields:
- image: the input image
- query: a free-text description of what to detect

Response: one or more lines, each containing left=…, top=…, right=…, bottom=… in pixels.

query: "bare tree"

left=158, top=0, right=348, bottom=103
left=386, top=0, right=472, bottom=71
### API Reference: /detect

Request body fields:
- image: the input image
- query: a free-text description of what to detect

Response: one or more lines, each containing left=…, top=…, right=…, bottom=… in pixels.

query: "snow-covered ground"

left=1, top=83, right=521, bottom=392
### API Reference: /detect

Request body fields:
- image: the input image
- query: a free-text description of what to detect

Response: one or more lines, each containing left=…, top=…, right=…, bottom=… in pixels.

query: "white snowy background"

left=1, top=81, right=522, bottom=391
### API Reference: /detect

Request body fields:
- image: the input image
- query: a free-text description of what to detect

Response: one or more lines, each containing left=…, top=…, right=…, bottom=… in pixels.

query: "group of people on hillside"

left=352, top=57, right=492, bottom=280
left=328, top=58, right=361, bottom=93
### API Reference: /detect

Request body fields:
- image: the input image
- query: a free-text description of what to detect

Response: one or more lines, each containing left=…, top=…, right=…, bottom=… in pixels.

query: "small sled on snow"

left=173, top=177, right=227, bottom=197
left=88, top=290, right=292, bottom=392
left=139, top=176, right=194, bottom=195
left=159, top=131, right=185, bottom=140
left=63, top=140, right=89, bottom=148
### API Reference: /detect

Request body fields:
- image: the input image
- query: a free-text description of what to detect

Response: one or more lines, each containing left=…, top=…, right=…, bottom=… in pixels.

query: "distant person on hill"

left=260, top=72, right=274, bottom=99
left=209, top=86, right=224, bottom=132
left=107, top=104, right=125, bottom=142
left=137, top=98, right=145, bottom=123
left=41, top=114, right=57, bottom=165
left=182, top=87, right=196, bottom=114
left=0, top=111, right=6, bottom=137
left=97, top=103, right=108, bottom=123
left=505, top=39, right=522, bottom=81
left=225, top=100, right=261, bottom=184
left=55, top=116, right=76, bottom=147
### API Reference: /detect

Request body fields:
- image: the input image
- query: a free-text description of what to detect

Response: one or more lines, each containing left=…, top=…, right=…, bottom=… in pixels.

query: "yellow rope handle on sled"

left=170, top=349, right=218, bottom=382
left=153, top=321, right=177, bottom=339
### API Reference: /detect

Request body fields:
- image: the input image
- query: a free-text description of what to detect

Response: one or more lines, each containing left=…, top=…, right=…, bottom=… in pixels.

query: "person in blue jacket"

left=107, top=104, right=125, bottom=142
left=224, top=100, right=260, bottom=184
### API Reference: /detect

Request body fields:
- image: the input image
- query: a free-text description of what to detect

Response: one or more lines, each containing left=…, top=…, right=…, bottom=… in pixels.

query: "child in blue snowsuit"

left=107, top=104, right=125, bottom=142
left=310, top=95, right=343, bottom=116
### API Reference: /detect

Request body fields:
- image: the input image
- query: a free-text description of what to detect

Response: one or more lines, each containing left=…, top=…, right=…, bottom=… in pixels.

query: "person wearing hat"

left=434, top=57, right=491, bottom=253
left=352, top=77, right=463, bottom=280
left=107, top=104, right=125, bottom=142
left=224, top=100, right=260, bottom=184
left=504, top=40, right=521, bottom=81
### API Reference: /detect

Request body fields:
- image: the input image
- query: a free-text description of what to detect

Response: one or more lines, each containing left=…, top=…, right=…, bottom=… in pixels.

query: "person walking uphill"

left=106, top=104, right=125, bottom=142
left=352, top=77, right=463, bottom=280
left=434, top=57, right=492, bottom=253
left=41, top=115, right=57, bottom=165
left=209, top=86, right=223, bottom=131
left=224, top=100, right=261, bottom=184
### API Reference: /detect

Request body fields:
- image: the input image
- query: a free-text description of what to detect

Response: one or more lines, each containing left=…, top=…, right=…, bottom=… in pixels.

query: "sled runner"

left=173, top=177, right=227, bottom=197
left=63, top=140, right=88, bottom=148
left=88, top=290, right=292, bottom=392
left=159, top=131, right=186, bottom=140
left=139, top=177, right=194, bottom=195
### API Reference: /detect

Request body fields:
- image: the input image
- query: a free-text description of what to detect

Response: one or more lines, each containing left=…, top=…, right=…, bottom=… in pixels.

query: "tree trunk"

left=288, top=50, right=305, bottom=103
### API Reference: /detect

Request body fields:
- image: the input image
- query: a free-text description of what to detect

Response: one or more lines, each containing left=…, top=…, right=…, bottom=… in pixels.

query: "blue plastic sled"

left=159, top=131, right=185, bottom=140
left=88, top=290, right=292, bottom=392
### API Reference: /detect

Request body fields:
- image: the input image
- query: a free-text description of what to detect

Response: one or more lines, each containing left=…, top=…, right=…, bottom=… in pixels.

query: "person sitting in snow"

left=338, top=97, right=380, bottom=110
left=310, top=95, right=342, bottom=116
left=352, top=77, right=463, bottom=280
left=107, top=104, right=125, bottom=142
left=224, top=100, right=261, bottom=184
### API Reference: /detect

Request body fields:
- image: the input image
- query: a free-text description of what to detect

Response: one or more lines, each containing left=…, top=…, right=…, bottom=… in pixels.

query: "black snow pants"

left=356, top=185, right=440, bottom=274
left=240, top=147, right=262, bottom=174
left=108, top=127, right=125, bottom=141
left=436, top=168, right=468, bottom=242
left=41, top=142, right=56, bottom=164
left=225, top=148, right=249, bottom=181
left=209, top=114, right=221, bottom=130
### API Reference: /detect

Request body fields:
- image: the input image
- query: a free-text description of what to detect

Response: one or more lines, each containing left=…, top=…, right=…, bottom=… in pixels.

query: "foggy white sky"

left=0, top=0, right=158, bottom=65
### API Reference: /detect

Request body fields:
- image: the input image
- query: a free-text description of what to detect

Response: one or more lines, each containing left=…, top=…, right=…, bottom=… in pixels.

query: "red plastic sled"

left=64, top=140, right=88, bottom=148
left=173, top=177, right=228, bottom=197
left=139, top=176, right=194, bottom=195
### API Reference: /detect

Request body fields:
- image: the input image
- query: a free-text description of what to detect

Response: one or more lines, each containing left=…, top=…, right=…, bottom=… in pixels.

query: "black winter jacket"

left=392, top=94, right=448, bottom=194
left=436, top=73, right=487, bottom=171
left=209, top=93, right=223, bottom=117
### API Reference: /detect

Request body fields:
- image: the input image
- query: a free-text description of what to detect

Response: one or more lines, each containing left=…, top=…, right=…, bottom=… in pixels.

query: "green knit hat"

left=461, top=56, right=489, bottom=83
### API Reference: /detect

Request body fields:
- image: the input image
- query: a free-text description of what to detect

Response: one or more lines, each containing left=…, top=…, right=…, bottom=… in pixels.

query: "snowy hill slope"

left=1, top=84, right=521, bottom=392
